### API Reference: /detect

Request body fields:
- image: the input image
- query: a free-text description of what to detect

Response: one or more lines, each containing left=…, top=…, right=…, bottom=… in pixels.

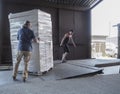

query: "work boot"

left=23, top=77, right=26, bottom=82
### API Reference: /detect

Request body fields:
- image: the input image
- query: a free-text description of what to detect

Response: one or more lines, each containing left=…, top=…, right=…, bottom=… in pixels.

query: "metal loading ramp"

left=41, top=59, right=120, bottom=80
left=53, top=63, right=102, bottom=79
left=40, top=60, right=103, bottom=80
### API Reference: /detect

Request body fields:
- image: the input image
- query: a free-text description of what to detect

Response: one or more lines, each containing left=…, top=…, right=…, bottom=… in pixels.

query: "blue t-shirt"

left=17, top=27, right=35, bottom=51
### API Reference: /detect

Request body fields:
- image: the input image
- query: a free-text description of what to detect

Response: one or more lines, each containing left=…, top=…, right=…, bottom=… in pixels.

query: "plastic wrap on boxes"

left=9, top=9, right=53, bottom=75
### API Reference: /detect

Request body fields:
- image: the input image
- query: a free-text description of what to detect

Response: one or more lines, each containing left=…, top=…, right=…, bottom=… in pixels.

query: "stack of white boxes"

left=9, top=9, right=53, bottom=75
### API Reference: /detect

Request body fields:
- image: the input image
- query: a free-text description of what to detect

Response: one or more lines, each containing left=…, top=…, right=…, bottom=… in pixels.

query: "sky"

left=92, top=0, right=120, bottom=37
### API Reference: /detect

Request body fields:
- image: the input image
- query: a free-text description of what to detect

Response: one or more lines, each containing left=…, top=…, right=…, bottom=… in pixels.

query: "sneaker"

left=61, top=60, right=67, bottom=63
left=12, top=76, right=16, bottom=81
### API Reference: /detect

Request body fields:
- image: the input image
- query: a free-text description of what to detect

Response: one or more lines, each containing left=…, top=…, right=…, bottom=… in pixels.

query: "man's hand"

left=73, top=43, right=76, bottom=48
left=37, top=37, right=40, bottom=41
left=32, top=37, right=40, bottom=43
left=36, top=37, right=40, bottom=43
left=60, top=44, right=62, bottom=47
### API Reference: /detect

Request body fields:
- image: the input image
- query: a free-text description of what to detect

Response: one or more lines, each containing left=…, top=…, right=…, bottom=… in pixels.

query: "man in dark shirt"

left=13, top=21, right=38, bottom=82
left=60, top=30, right=76, bottom=63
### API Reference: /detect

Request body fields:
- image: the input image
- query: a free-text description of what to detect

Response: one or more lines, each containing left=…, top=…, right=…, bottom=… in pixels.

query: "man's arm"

left=33, top=37, right=40, bottom=43
left=70, top=36, right=76, bottom=47
left=60, top=34, right=66, bottom=46
left=31, top=30, right=40, bottom=43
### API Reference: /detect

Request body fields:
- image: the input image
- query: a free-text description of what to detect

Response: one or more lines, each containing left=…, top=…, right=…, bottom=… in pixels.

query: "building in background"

left=91, top=35, right=107, bottom=58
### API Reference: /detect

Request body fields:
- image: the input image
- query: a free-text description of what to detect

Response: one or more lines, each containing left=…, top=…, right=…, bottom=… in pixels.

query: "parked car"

left=105, top=47, right=118, bottom=57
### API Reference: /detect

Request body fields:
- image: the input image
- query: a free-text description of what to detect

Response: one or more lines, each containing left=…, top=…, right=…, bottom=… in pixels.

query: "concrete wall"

left=0, top=1, right=91, bottom=64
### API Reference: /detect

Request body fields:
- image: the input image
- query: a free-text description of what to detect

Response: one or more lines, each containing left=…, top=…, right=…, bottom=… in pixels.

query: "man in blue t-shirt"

left=13, top=21, right=38, bottom=82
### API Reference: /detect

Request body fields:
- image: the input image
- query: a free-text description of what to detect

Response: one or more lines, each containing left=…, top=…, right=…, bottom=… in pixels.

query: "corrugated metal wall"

left=59, top=9, right=91, bottom=60
left=0, top=0, right=3, bottom=64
